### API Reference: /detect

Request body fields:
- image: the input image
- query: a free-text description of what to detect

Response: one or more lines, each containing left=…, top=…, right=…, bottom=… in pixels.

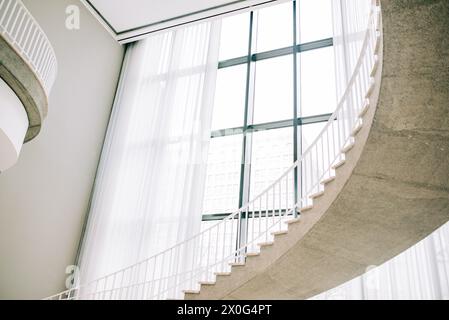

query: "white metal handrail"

left=0, top=0, right=57, bottom=96
left=45, top=1, right=381, bottom=301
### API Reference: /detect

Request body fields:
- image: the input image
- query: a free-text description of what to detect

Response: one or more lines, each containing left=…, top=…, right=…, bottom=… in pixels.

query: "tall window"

left=203, top=0, right=336, bottom=221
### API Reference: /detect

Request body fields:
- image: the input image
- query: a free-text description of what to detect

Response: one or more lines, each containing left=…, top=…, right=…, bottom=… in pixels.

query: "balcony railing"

left=0, top=0, right=57, bottom=96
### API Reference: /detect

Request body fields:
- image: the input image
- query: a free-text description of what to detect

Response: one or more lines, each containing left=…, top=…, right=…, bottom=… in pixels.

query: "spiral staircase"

left=46, top=0, right=449, bottom=300
left=0, top=0, right=57, bottom=171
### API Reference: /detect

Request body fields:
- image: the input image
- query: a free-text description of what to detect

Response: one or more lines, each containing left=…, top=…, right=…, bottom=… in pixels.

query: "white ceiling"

left=83, top=0, right=287, bottom=43
left=89, top=0, right=234, bottom=33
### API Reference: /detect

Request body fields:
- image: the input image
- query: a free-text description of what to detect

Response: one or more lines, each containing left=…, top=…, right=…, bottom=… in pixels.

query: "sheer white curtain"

left=312, top=222, right=449, bottom=300
left=77, top=21, right=222, bottom=288
left=332, top=0, right=371, bottom=100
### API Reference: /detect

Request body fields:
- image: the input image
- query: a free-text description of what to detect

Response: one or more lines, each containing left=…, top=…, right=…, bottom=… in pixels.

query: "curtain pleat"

left=77, top=20, right=222, bottom=292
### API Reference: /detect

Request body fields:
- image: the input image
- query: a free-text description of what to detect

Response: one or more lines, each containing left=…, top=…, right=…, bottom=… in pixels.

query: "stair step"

left=375, top=8, right=381, bottom=31
left=229, top=262, right=245, bottom=267
left=370, top=55, right=379, bottom=77
left=183, top=290, right=200, bottom=294
left=271, top=230, right=288, bottom=236
left=300, top=205, right=313, bottom=212
left=199, top=281, right=216, bottom=286
left=321, top=176, right=336, bottom=185
left=246, top=252, right=260, bottom=257
left=374, top=32, right=381, bottom=54
left=342, top=142, right=355, bottom=154
left=358, top=100, right=370, bottom=117
left=285, top=217, right=301, bottom=225
left=365, top=78, right=376, bottom=99
left=351, top=123, right=363, bottom=137
left=310, top=190, right=325, bottom=199
left=214, top=272, right=231, bottom=276
left=257, top=241, right=274, bottom=247
left=332, top=159, right=346, bottom=170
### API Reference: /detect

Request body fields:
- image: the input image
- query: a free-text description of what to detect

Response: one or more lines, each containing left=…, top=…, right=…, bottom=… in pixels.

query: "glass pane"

left=299, top=122, right=329, bottom=200
left=203, top=135, right=242, bottom=215
left=253, top=55, right=293, bottom=124
left=300, top=122, right=326, bottom=151
left=250, top=127, right=293, bottom=198
left=255, top=1, right=293, bottom=53
left=199, top=220, right=237, bottom=271
left=211, top=65, right=247, bottom=131
left=219, top=12, right=250, bottom=60
left=298, top=0, right=333, bottom=43
left=299, top=46, right=336, bottom=117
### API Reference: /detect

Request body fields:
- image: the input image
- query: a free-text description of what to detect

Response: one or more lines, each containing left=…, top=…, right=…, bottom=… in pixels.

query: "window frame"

left=203, top=0, right=335, bottom=221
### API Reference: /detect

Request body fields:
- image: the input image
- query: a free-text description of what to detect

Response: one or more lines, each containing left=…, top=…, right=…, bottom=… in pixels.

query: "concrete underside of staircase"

left=186, top=0, right=449, bottom=300
left=0, top=34, right=47, bottom=142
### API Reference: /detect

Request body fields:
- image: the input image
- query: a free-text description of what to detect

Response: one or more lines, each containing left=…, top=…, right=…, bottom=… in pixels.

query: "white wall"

left=0, top=0, right=124, bottom=299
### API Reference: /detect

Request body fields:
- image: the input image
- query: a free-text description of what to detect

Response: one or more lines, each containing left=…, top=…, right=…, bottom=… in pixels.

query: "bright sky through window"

left=203, top=0, right=336, bottom=218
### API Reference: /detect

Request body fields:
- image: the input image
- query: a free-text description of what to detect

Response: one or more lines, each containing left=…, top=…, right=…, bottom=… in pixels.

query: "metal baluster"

left=278, top=180, right=282, bottom=230
left=258, top=196, right=262, bottom=242
left=110, top=273, right=117, bottom=300
left=285, top=172, right=289, bottom=220
left=265, top=189, right=269, bottom=242
left=215, top=220, right=220, bottom=273
left=9, top=6, right=21, bottom=39
left=272, top=186, right=275, bottom=229
left=309, top=152, right=313, bottom=199
left=221, top=217, right=227, bottom=271
left=17, top=17, right=30, bottom=48
left=3, top=0, right=16, bottom=31
left=148, top=257, right=157, bottom=299
left=205, top=230, right=211, bottom=281
left=190, top=238, right=197, bottom=289
left=157, top=254, right=165, bottom=299
left=164, top=248, right=174, bottom=299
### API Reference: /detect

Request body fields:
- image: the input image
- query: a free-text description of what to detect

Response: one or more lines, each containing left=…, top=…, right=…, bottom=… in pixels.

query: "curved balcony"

left=0, top=0, right=57, bottom=169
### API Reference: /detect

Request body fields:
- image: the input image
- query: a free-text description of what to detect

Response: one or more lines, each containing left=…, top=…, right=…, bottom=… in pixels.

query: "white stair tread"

left=359, top=100, right=370, bottom=117
left=229, top=262, right=245, bottom=266
left=365, top=78, right=376, bottom=99
left=246, top=252, right=260, bottom=257
left=285, top=217, right=301, bottom=225
left=371, top=55, right=379, bottom=77
left=342, top=142, right=355, bottom=153
left=332, top=159, right=346, bottom=170
left=321, top=176, right=336, bottom=185
left=300, top=205, right=313, bottom=212
left=183, top=290, right=200, bottom=294
left=257, top=241, right=274, bottom=247
left=351, top=123, right=363, bottom=137
left=271, top=230, right=288, bottom=236
left=310, top=190, right=325, bottom=199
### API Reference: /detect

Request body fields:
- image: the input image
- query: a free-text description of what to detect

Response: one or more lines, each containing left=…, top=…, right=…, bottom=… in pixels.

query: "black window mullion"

left=236, top=11, right=256, bottom=252
left=217, top=38, right=333, bottom=69
left=203, top=0, right=336, bottom=222
left=293, top=0, right=300, bottom=215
